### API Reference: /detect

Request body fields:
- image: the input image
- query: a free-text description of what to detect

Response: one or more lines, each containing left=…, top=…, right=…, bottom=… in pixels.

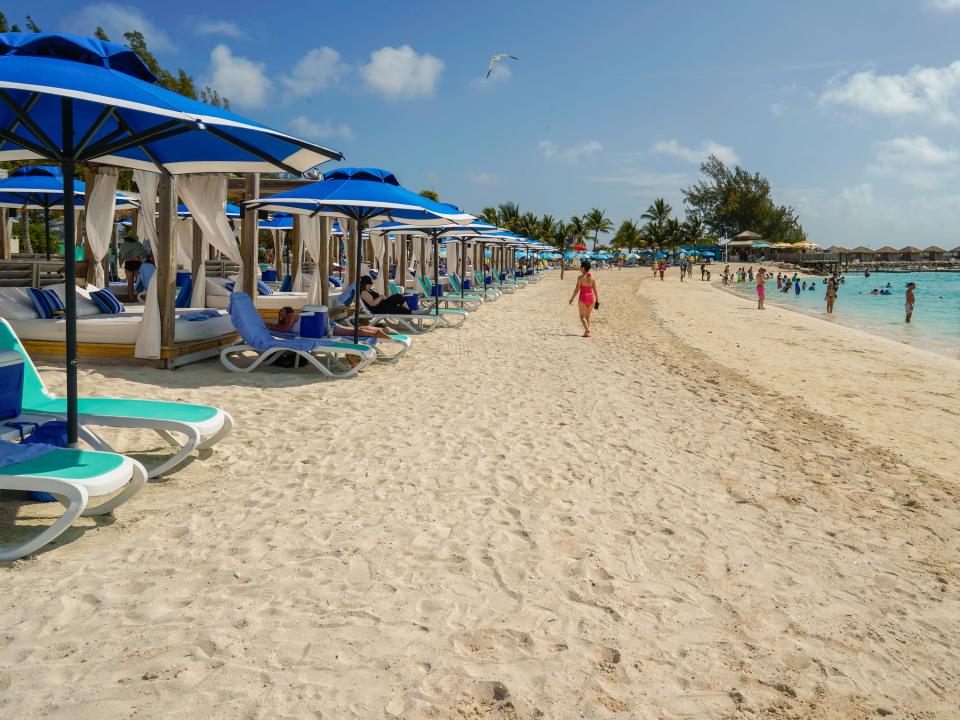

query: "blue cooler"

left=0, top=350, right=24, bottom=420
left=175, top=270, right=191, bottom=287
left=404, top=292, right=419, bottom=312
left=461, top=278, right=472, bottom=290
left=430, top=283, right=444, bottom=298
left=262, top=269, right=278, bottom=282
left=299, top=305, right=329, bottom=338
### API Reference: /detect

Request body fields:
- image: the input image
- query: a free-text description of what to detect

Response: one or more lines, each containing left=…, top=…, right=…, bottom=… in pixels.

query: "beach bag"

left=19, top=421, right=69, bottom=502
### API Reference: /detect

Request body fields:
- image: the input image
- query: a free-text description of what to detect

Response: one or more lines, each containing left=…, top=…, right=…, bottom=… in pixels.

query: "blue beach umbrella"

left=0, top=164, right=139, bottom=259
left=245, top=168, right=473, bottom=340
left=178, top=202, right=240, bottom=219
left=0, top=33, right=343, bottom=445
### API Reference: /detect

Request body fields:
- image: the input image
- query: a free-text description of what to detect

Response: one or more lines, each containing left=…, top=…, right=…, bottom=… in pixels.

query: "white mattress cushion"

left=205, top=277, right=231, bottom=297
left=0, top=287, right=40, bottom=320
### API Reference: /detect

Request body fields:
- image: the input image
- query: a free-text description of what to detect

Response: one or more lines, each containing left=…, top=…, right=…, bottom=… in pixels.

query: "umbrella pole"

left=43, top=205, right=51, bottom=261
left=353, top=216, right=363, bottom=345
left=433, top=233, right=440, bottom=317
left=60, top=99, right=79, bottom=448
left=461, top=240, right=466, bottom=300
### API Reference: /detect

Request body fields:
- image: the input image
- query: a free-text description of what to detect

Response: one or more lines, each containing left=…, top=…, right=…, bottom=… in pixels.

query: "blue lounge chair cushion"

left=279, top=275, right=293, bottom=292
left=175, top=275, right=193, bottom=308
left=228, top=292, right=339, bottom=353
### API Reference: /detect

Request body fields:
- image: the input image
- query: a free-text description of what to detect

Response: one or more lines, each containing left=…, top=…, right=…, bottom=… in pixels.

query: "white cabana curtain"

left=369, top=228, right=386, bottom=294
left=179, top=174, right=239, bottom=308
left=132, top=170, right=159, bottom=251
left=301, top=217, right=323, bottom=304
left=84, top=166, right=119, bottom=287
left=175, top=218, right=192, bottom=267
left=178, top=175, right=241, bottom=266
left=134, top=273, right=161, bottom=359
left=292, top=228, right=304, bottom=292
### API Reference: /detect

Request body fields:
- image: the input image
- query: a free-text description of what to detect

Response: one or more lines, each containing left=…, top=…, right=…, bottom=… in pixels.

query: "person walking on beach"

left=825, top=277, right=838, bottom=314
left=905, top=282, right=916, bottom=323
left=569, top=259, right=598, bottom=337
left=756, top=267, right=767, bottom=310
left=658, top=262, right=666, bottom=280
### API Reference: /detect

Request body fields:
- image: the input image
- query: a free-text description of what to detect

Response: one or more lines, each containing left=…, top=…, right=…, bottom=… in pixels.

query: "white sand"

left=1, top=269, right=958, bottom=718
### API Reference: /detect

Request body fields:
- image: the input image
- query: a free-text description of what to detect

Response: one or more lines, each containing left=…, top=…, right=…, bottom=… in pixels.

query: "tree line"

left=472, top=155, right=808, bottom=254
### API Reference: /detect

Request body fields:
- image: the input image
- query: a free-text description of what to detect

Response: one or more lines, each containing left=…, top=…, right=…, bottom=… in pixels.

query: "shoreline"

left=715, top=279, right=960, bottom=361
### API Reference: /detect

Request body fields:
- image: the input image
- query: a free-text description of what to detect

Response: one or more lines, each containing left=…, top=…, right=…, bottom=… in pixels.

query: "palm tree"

left=497, top=202, right=521, bottom=233
left=682, top=214, right=705, bottom=249
left=419, top=189, right=440, bottom=202
left=480, top=206, right=500, bottom=226
left=517, top=211, right=540, bottom=239
left=664, top=217, right=683, bottom=249
left=583, top=208, right=613, bottom=251
left=641, top=198, right=672, bottom=228
left=612, top=219, right=641, bottom=252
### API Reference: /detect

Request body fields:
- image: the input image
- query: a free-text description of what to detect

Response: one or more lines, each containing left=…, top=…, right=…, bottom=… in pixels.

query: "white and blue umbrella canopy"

left=177, top=202, right=240, bottom=219
left=0, top=34, right=342, bottom=173
left=245, top=168, right=473, bottom=226
left=0, top=33, right=344, bottom=447
left=0, top=164, right=138, bottom=209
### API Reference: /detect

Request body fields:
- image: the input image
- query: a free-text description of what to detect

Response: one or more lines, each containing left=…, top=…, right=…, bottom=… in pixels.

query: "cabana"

left=899, top=245, right=922, bottom=262
left=923, top=245, right=946, bottom=261
left=951, top=245, right=960, bottom=259
left=875, top=246, right=899, bottom=261
left=849, top=245, right=875, bottom=262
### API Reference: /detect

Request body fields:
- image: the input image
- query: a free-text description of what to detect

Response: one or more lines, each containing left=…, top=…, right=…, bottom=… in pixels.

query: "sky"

left=6, top=0, right=960, bottom=247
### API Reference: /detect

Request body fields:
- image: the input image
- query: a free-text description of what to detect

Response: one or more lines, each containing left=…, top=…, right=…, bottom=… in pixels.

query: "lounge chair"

left=0, top=444, right=147, bottom=561
left=449, top=272, right=499, bottom=301
left=417, top=276, right=484, bottom=312
left=475, top=270, right=516, bottom=294
left=220, top=292, right=375, bottom=376
left=383, top=283, right=469, bottom=330
left=0, top=319, right=233, bottom=478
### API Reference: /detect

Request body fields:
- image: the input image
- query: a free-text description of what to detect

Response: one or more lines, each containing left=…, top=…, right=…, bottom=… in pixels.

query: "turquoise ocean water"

left=728, top=271, right=960, bottom=358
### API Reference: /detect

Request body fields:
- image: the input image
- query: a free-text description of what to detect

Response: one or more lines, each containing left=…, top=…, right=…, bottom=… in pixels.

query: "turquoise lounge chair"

left=475, top=270, right=516, bottom=294
left=385, top=282, right=468, bottom=330
left=449, top=272, right=499, bottom=301
left=0, top=444, right=147, bottom=561
left=0, top=319, right=233, bottom=478
left=417, top=275, right=483, bottom=312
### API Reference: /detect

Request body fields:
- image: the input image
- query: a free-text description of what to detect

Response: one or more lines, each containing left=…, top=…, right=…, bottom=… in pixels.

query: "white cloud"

left=868, top=136, right=960, bottom=189
left=282, top=47, right=349, bottom=96
left=821, top=61, right=960, bottom=124
left=467, top=172, right=496, bottom=185
left=769, top=102, right=784, bottom=118
left=62, top=4, right=173, bottom=52
left=840, top=183, right=875, bottom=207
left=360, top=45, right=444, bottom=99
left=651, top=139, right=740, bottom=165
left=194, top=19, right=246, bottom=39
left=204, top=44, right=270, bottom=108
left=538, top=139, right=603, bottom=162
left=288, top=115, right=354, bottom=142
left=930, top=0, right=960, bottom=10
left=588, top=170, right=690, bottom=193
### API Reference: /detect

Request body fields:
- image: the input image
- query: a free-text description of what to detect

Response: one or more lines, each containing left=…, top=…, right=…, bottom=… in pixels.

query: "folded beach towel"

left=180, top=309, right=221, bottom=321
left=0, top=439, right=56, bottom=469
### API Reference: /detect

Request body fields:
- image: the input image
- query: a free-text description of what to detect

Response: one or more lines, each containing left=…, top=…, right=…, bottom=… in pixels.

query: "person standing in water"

left=569, top=259, right=599, bottom=337
left=825, top=277, right=838, bottom=314
left=756, top=267, right=767, bottom=310
left=905, top=282, right=916, bottom=323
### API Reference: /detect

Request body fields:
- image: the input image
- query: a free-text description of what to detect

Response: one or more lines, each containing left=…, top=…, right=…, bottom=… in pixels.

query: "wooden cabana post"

left=240, top=173, right=260, bottom=298
left=156, top=173, right=178, bottom=352
left=319, top=217, right=331, bottom=306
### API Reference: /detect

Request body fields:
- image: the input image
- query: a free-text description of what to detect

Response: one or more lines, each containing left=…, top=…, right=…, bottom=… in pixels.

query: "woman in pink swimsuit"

left=569, top=260, right=599, bottom=337
left=756, top=267, right=767, bottom=310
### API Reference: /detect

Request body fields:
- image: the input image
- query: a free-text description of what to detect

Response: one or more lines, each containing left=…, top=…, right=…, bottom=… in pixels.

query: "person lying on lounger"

left=267, top=306, right=297, bottom=332
left=359, top=275, right=410, bottom=314
left=332, top=322, right=399, bottom=340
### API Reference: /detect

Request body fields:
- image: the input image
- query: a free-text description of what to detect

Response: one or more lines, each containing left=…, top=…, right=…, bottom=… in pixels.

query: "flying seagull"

left=486, top=53, right=518, bottom=79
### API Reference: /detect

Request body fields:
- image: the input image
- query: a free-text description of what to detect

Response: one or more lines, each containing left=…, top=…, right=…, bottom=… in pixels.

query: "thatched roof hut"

left=924, top=245, right=946, bottom=260
left=899, top=245, right=922, bottom=261
left=829, top=246, right=851, bottom=254
left=875, top=245, right=899, bottom=255
left=734, top=231, right=762, bottom=240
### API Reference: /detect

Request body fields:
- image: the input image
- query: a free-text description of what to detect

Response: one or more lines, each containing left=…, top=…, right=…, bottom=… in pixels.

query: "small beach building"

left=923, top=245, right=945, bottom=261
left=875, top=246, right=899, bottom=262
left=899, top=245, right=922, bottom=262
left=849, top=245, right=874, bottom=262
left=951, top=245, right=960, bottom=259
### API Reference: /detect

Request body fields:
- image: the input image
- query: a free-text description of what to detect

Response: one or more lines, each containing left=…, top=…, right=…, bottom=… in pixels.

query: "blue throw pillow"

left=42, top=288, right=65, bottom=316
left=224, top=281, right=235, bottom=292
left=257, top=279, right=274, bottom=295
left=26, top=287, right=54, bottom=318
left=328, top=275, right=342, bottom=288
left=89, top=288, right=125, bottom=314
